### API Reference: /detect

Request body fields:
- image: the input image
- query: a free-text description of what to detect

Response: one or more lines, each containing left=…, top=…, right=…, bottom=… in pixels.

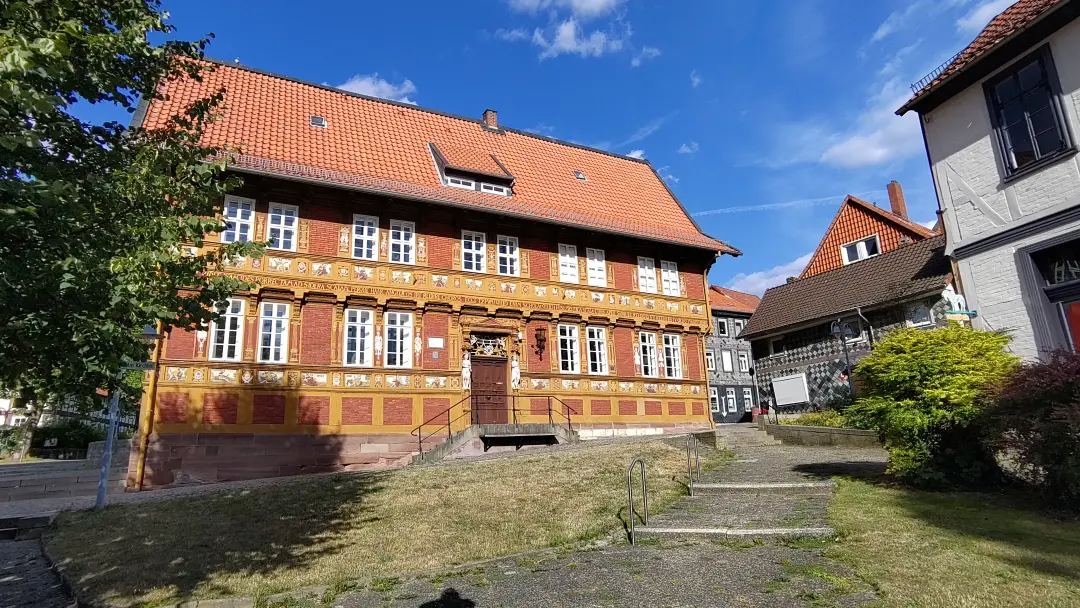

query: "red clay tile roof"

left=141, top=60, right=735, bottom=253
left=708, top=286, right=760, bottom=314
left=432, top=143, right=512, bottom=180
left=899, top=0, right=1065, bottom=114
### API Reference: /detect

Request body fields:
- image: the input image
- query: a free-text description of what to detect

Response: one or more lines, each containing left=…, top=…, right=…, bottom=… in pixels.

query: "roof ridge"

left=845, top=196, right=936, bottom=237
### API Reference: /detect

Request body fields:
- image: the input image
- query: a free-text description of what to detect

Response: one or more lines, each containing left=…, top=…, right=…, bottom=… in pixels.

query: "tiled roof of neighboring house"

left=742, top=235, right=950, bottom=339
left=800, top=196, right=936, bottom=278
left=898, top=0, right=1066, bottom=114
left=140, top=60, right=736, bottom=253
left=708, top=286, right=760, bottom=314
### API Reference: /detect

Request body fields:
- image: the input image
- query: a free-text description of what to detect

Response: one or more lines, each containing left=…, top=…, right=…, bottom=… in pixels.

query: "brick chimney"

left=887, top=180, right=908, bottom=219
left=482, top=109, right=498, bottom=130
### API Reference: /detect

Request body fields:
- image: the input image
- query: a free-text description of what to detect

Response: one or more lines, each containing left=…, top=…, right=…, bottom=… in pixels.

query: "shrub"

left=849, top=324, right=1018, bottom=487
left=987, top=350, right=1080, bottom=506
left=781, top=410, right=850, bottom=428
left=31, top=419, right=107, bottom=451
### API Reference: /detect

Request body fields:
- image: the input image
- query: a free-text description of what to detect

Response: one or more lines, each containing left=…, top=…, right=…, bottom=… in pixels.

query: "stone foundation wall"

left=574, top=421, right=711, bottom=439
left=762, top=423, right=880, bottom=448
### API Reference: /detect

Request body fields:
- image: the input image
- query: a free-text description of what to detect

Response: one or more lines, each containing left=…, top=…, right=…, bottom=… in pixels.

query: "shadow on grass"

left=792, top=459, right=890, bottom=483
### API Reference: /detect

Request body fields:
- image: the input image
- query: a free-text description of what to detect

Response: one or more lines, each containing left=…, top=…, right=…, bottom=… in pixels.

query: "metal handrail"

left=627, top=457, right=648, bottom=546
left=685, top=434, right=700, bottom=497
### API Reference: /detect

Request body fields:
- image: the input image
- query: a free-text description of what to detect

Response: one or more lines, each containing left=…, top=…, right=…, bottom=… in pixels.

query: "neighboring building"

left=898, top=0, right=1080, bottom=358
left=0, top=397, right=24, bottom=427
left=705, top=286, right=759, bottom=423
left=133, top=60, right=738, bottom=487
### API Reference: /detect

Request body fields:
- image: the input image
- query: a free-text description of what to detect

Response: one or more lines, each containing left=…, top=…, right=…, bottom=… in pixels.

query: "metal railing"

left=627, top=457, right=648, bottom=545
left=686, top=434, right=700, bottom=497
left=910, top=51, right=963, bottom=94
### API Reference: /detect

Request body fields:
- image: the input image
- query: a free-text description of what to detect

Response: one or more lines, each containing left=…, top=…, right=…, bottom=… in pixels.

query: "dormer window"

left=841, top=235, right=880, bottom=265
left=447, top=176, right=475, bottom=191
left=481, top=183, right=509, bottom=196
left=309, top=115, right=327, bottom=128
left=428, top=142, right=514, bottom=197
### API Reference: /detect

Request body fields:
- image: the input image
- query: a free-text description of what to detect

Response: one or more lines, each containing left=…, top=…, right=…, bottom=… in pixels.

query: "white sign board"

left=772, top=373, right=810, bottom=407
left=427, top=337, right=445, bottom=349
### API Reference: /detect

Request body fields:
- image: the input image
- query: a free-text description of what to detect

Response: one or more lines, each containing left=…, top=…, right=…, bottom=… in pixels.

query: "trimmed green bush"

left=32, top=419, right=107, bottom=451
left=780, top=410, right=850, bottom=428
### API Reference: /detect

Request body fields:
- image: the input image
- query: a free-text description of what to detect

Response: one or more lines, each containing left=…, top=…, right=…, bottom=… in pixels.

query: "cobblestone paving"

left=0, top=540, right=71, bottom=608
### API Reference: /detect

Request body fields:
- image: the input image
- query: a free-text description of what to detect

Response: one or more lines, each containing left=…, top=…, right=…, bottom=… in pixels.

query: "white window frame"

left=461, top=230, right=487, bottom=273
left=639, top=332, right=659, bottom=378
left=840, top=234, right=881, bottom=265
left=715, top=318, right=728, bottom=336
left=742, top=388, right=754, bottom=409
left=480, top=183, right=510, bottom=196
left=586, top=248, right=606, bottom=287
left=558, top=324, right=580, bottom=374
left=738, top=351, right=750, bottom=373
left=705, top=351, right=716, bottom=371
left=208, top=298, right=244, bottom=362
left=221, top=195, right=255, bottom=244
left=721, top=350, right=734, bottom=372
left=726, top=388, right=737, bottom=413
left=660, top=260, right=680, bottom=296
left=343, top=308, right=374, bottom=367
left=709, top=387, right=720, bottom=413
left=257, top=302, right=290, bottom=364
left=907, top=304, right=935, bottom=327
left=662, top=334, right=682, bottom=379
left=586, top=326, right=609, bottom=375
left=559, top=244, right=579, bottom=283
left=384, top=311, right=413, bottom=369
left=638, top=256, right=657, bottom=293
left=267, top=202, right=299, bottom=252
left=733, top=320, right=745, bottom=335
left=497, top=235, right=519, bottom=277
left=352, top=214, right=379, bottom=261
left=446, top=176, right=475, bottom=191
left=389, top=219, right=416, bottom=265
left=842, top=318, right=866, bottom=344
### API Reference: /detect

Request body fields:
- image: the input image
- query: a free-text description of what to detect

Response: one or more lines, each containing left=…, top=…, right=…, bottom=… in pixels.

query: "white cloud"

left=334, top=74, right=417, bottom=104
left=677, top=141, right=699, bottom=154
left=819, top=78, right=923, bottom=168
left=617, top=114, right=671, bottom=147
left=870, top=0, right=967, bottom=43
left=957, top=0, right=1012, bottom=32
left=657, top=165, right=679, bottom=184
left=690, top=69, right=702, bottom=88
left=626, top=149, right=645, bottom=159
left=630, top=46, right=661, bottom=67
left=692, top=190, right=884, bottom=217
left=495, top=28, right=530, bottom=42
left=532, top=19, right=624, bottom=59
left=508, top=0, right=626, bottom=20
left=524, top=123, right=556, bottom=135
left=725, top=253, right=813, bottom=297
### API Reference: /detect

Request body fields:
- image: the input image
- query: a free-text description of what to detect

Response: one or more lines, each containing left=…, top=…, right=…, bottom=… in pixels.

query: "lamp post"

left=830, top=319, right=856, bottom=398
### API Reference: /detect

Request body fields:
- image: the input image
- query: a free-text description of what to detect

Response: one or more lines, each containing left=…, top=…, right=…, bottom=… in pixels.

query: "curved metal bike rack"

left=686, top=434, right=700, bottom=497
left=627, top=457, right=648, bottom=545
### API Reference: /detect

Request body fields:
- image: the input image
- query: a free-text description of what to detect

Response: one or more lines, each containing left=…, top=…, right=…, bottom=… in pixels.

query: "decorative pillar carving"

left=289, top=296, right=302, bottom=363
left=331, top=300, right=345, bottom=365
left=243, top=293, right=259, bottom=362
left=297, top=219, right=310, bottom=253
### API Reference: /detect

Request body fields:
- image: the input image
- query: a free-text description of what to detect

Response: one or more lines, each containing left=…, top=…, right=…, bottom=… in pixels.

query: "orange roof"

left=432, top=143, right=511, bottom=180
left=141, top=60, right=735, bottom=253
left=708, top=285, right=760, bottom=314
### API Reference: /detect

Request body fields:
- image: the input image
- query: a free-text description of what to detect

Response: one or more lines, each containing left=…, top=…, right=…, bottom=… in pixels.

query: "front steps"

left=708, top=423, right=783, bottom=448
left=412, top=423, right=579, bottom=464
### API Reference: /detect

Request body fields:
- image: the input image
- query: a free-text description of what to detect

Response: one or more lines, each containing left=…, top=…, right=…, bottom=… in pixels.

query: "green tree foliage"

left=847, top=324, right=1019, bottom=487
left=0, top=1, right=262, bottom=412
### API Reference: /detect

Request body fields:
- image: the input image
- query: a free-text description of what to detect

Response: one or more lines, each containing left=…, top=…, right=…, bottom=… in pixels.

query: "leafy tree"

left=847, top=324, right=1018, bottom=487
left=0, top=1, right=262, bottom=455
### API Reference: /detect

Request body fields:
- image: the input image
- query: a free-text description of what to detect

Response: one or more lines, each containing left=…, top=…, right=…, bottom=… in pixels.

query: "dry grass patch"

left=46, top=439, right=722, bottom=606
left=829, top=479, right=1080, bottom=608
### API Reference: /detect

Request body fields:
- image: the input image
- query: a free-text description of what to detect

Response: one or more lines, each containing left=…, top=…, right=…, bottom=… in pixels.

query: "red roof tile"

left=141, top=61, right=736, bottom=253
left=708, top=286, right=760, bottom=314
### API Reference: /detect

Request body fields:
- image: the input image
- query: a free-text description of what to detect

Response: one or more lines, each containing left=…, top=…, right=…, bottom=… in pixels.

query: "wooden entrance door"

left=472, top=358, right=509, bottom=424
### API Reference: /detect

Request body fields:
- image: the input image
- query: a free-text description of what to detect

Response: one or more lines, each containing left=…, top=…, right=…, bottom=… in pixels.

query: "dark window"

left=1033, top=240, right=1080, bottom=287
left=986, top=47, right=1072, bottom=177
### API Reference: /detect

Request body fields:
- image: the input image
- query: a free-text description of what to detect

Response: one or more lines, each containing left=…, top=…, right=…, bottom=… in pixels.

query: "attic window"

left=446, top=176, right=475, bottom=190
left=572, top=170, right=587, bottom=181
left=309, top=115, right=328, bottom=128
left=841, top=235, right=880, bottom=265
left=481, top=183, right=509, bottom=196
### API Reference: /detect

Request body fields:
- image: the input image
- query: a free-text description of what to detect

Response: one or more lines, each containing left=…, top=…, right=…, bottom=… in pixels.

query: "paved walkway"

left=0, top=540, right=70, bottom=608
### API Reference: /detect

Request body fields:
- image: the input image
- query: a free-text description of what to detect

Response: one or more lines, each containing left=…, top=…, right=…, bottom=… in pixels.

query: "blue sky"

left=76, top=0, right=1013, bottom=294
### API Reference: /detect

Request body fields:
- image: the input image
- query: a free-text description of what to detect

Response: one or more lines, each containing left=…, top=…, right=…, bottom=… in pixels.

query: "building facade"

left=899, top=0, right=1080, bottom=359
left=130, top=61, right=737, bottom=488
left=705, top=286, right=759, bottom=423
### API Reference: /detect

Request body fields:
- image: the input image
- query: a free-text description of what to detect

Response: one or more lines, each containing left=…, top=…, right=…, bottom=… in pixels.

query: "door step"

left=635, top=525, right=835, bottom=540
left=697, top=481, right=835, bottom=490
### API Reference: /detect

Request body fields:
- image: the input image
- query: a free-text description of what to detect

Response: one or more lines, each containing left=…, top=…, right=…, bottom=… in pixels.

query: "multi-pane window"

left=446, top=176, right=475, bottom=190
left=734, top=320, right=745, bottom=335
left=462, top=230, right=486, bottom=272
left=257, top=302, right=290, bottom=363
left=267, top=203, right=298, bottom=251
left=558, top=324, right=580, bottom=373
left=726, top=388, right=737, bottom=413
left=738, top=351, right=750, bottom=373
left=497, top=235, right=519, bottom=276
left=715, top=318, right=728, bottom=336
left=638, top=256, right=657, bottom=293
left=721, top=350, right=733, bottom=372
left=986, top=48, right=1071, bottom=176
left=559, top=244, right=579, bottom=283
left=639, top=332, right=658, bottom=377
left=222, top=196, right=254, bottom=244
left=586, top=327, right=608, bottom=375
left=710, top=388, right=720, bottom=413
left=209, top=298, right=244, bottom=361
left=343, top=309, right=374, bottom=367
left=586, top=248, right=606, bottom=287
left=660, top=260, right=680, bottom=296
left=352, top=214, right=379, bottom=261
left=662, top=334, right=682, bottom=379
left=705, top=351, right=716, bottom=371
left=384, top=312, right=413, bottom=368
left=389, top=220, right=415, bottom=265
left=481, top=183, right=510, bottom=196
left=841, top=235, right=880, bottom=265
left=742, top=388, right=754, bottom=410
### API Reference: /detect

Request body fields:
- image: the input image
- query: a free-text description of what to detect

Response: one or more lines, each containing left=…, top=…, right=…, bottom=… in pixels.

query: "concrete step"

left=694, top=481, right=835, bottom=495
left=645, top=493, right=830, bottom=530
left=634, top=525, right=835, bottom=542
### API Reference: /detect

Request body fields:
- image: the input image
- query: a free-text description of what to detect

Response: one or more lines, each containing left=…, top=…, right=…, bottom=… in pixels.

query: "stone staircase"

left=412, top=423, right=579, bottom=464
left=0, top=461, right=127, bottom=504
left=696, top=422, right=782, bottom=450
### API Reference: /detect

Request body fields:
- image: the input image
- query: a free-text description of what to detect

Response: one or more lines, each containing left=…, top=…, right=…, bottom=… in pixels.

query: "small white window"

left=559, top=244, right=579, bottom=283
left=497, top=235, right=519, bottom=276
left=738, top=351, right=750, bottom=373
left=257, top=302, right=290, bottom=363
left=558, top=324, right=580, bottom=374
left=222, top=196, right=255, bottom=244
left=389, top=219, right=415, bottom=265
left=572, top=170, right=587, bottom=181
left=343, top=309, right=374, bottom=367
left=733, top=319, right=745, bottom=335
left=446, top=176, right=475, bottom=190
left=209, top=298, right=244, bottom=362
left=709, top=387, right=720, bottom=412
left=352, top=214, right=379, bottom=261
left=480, top=183, right=510, bottom=196
left=660, top=260, right=680, bottom=296
left=639, top=332, right=658, bottom=378
left=726, top=388, right=737, bottom=413
left=309, top=115, right=327, bottom=128
left=662, top=334, right=682, bottom=379
left=907, top=304, right=934, bottom=327
left=770, top=338, right=785, bottom=355
left=841, top=235, right=881, bottom=265
left=715, top=318, right=728, bottom=336
left=586, top=326, right=609, bottom=375
left=638, top=257, right=657, bottom=293
left=721, top=350, right=733, bottom=372
left=705, top=351, right=716, bottom=371
left=267, top=203, right=298, bottom=251
left=384, top=312, right=413, bottom=368
left=462, top=230, right=486, bottom=273
left=743, top=388, right=754, bottom=409
left=586, top=248, right=606, bottom=287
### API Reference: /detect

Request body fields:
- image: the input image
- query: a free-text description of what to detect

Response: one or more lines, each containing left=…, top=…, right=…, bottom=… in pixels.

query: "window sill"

left=1002, top=147, right=1077, bottom=184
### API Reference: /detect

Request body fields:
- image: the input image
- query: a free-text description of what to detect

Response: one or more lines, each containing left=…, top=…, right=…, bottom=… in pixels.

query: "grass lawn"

left=829, top=479, right=1080, bottom=608
left=46, top=439, right=721, bottom=607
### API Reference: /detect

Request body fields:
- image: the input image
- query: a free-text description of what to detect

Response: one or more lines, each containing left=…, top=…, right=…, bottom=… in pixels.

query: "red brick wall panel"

left=681, top=262, right=706, bottom=300
left=422, top=312, right=449, bottom=370
left=383, top=397, right=413, bottom=426
left=668, top=401, right=686, bottom=416
left=562, top=399, right=583, bottom=416
left=525, top=238, right=550, bottom=280
left=158, top=392, right=188, bottom=423
left=423, top=398, right=450, bottom=425
left=530, top=398, right=548, bottom=415
left=610, top=250, right=635, bottom=291
left=614, top=327, right=635, bottom=377
left=426, top=219, right=454, bottom=269
left=306, top=204, right=343, bottom=257
left=341, top=397, right=373, bottom=425
left=526, top=320, right=551, bottom=371
left=618, top=399, right=637, bottom=416
left=203, top=393, right=238, bottom=424
left=591, top=399, right=611, bottom=415
left=692, top=401, right=705, bottom=416
left=298, top=396, right=330, bottom=425
left=300, top=304, right=333, bottom=365
left=164, top=328, right=195, bottom=360
left=802, top=203, right=929, bottom=278
left=253, top=394, right=286, bottom=424
left=644, top=400, right=662, bottom=416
